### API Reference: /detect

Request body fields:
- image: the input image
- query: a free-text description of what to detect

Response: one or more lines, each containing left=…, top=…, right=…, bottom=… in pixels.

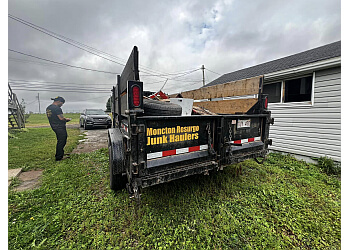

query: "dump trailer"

left=108, top=46, right=274, bottom=200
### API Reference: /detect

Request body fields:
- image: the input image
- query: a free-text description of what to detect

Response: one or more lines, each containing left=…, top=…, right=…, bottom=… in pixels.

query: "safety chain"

left=228, top=122, right=233, bottom=163
left=206, top=123, right=215, bottom=155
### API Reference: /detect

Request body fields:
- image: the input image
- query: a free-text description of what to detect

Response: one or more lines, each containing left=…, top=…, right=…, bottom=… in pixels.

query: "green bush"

left=317, top=156, right=341, bottom=176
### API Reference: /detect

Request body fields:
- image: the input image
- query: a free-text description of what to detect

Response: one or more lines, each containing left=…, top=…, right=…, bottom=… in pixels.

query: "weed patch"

left=316, top=156, right=341, bottom=176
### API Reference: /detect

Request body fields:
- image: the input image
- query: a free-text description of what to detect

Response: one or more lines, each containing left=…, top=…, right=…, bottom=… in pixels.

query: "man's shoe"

left=56, top=156, right=70, bottom=161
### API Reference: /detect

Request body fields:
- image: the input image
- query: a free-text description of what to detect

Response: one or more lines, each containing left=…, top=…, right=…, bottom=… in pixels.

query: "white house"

left=206, top=41, right=341, bottom=162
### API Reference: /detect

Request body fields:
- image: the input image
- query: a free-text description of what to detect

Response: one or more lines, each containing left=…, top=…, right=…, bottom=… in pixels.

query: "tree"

left=20, top=98, right=30, bottom=122
left=20, top=98, right=26, bottom=114
left=106, top=96, right=112, bottom=112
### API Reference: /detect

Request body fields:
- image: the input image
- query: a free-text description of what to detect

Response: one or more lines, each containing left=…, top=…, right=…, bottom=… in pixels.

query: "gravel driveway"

left=72, top=127, right=109, bottom=154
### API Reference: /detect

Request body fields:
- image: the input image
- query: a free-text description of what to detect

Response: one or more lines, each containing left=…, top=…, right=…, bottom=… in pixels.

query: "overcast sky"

left=8, top=0, right=341, bottom=113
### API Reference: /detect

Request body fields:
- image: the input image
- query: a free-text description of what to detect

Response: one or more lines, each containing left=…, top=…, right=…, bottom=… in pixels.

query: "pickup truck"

left=108, top=46, right=273, bottom=200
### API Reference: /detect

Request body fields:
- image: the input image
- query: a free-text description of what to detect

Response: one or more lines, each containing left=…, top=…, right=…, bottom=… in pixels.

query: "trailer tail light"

left=264, top=96, right=268, bottom=109
left=132, top=85, right=140, bottom=107
left=127, top=80, right=143, bottom=110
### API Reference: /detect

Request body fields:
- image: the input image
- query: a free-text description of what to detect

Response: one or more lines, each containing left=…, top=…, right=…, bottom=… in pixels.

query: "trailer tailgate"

left=139, top=116, right=217, bottom=168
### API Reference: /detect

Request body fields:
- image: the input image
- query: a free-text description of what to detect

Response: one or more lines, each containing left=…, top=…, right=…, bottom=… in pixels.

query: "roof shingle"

left=206, top=41, right=341, bottom=87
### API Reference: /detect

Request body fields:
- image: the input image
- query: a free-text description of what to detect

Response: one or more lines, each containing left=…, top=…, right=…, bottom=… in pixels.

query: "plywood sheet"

left=195, top=99, right=258, bottom=114
left=169, top=76, right=262, bottom=100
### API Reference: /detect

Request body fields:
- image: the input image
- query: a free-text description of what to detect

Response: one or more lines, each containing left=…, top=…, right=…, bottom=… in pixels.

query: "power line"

left=9, top=14, right=203, bottom=85
left=9, top=49, right=120, bottom=75
left=70, top=95, right=111, bottom=102
left=9, top=79, right=113, bottom=87
left=9, top=14, right=127, bottom=67
left=9, top=83, right=111, bottom=91
left=26, top=99, right=38, bottom=106
left=9, top=57, right=70, bottom=69
left=205, top=68, right=222, bottom=75
left=11, top=88, right=111, bottom=93
left=9, top=14, right=198, bottom=78
left=9, top=85, right=111, bottom=92
left=168, top=68, right=201, bottom=80
left=139, top=68, right=200, bottom=77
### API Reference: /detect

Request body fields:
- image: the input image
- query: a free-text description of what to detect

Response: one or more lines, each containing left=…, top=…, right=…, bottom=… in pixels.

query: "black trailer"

left=108, top=46, right=273, bottom=200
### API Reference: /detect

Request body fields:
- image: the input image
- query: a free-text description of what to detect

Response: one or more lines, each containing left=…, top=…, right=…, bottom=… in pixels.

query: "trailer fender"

left=108, top=128, right=125, bottom=175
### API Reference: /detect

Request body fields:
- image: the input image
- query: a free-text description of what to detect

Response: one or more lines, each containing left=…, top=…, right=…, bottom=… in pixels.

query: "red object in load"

left=149, top=90, right=169, bottom=99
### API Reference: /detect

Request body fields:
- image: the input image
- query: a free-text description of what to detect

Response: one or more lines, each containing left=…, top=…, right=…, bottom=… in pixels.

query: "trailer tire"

left=108, top=128, right=127, bottom=191
left=143, top=99, right=182, bottom=116
left=109, top=144, right=127, bottom=191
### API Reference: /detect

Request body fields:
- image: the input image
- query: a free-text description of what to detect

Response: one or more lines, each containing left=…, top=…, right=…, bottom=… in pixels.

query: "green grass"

left=8, top=138, right=341, bottom=249
left=8, top=127, right=82, bottom=170
left=25, top=113, right=81, bottom=127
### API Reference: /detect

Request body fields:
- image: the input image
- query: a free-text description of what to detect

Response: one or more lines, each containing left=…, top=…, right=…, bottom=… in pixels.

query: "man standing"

left=46, top=96, right=71, bottom=161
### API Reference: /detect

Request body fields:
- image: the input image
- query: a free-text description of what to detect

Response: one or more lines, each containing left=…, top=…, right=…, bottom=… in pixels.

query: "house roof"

left=205, top=41, right=341, bottom=87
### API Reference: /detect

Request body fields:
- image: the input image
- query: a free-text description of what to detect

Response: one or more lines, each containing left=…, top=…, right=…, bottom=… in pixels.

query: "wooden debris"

left=192, top=106, right=217, bottom=115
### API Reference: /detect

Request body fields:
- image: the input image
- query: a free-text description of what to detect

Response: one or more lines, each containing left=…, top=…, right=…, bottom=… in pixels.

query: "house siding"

left=267, top=66, right=341, bottom=162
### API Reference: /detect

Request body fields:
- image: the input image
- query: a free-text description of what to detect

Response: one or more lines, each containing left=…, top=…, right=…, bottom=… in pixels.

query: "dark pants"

left=52, top=126, right=67, bottom=160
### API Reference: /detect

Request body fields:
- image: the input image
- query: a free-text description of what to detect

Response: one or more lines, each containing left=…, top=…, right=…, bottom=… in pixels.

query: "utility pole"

left=37, top=93, right=41, bottom=114
left=201, top=65, right=205, bottom=86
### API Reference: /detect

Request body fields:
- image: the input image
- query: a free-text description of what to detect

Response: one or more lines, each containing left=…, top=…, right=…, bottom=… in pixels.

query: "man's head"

left=51, top=96, right=65, bottom=107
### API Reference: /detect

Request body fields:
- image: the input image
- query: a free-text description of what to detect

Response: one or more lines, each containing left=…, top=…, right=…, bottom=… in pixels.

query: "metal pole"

left=201, top=65, right=205, bottom=86
left=37, top=93, right=41, bottom=114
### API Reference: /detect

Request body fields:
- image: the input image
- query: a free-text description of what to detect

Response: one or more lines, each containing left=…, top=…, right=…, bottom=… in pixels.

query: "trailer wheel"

left=143, top=99, right=182, bottom=116
left=109, top=143, right=127, bottom=191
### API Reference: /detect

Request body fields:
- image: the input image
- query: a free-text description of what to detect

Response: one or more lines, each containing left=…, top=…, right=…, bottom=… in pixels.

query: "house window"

left=263, top=82, right=281, bottom=103
left=263, top=75, right=313, bottom=104
left=284, top=76, right=312, bottom=102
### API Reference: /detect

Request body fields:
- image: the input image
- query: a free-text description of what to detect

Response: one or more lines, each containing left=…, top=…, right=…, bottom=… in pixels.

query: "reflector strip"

left=147, top=152, right=162, bottom=160
left=147, top=144, right=209, bottom=160
left=176, top=147, right=188, bottom=154
left=121, top=123, right=128, bottom=132
left=189, top=145, right=200, bottom=152
left=233, top=137, right=261, bottom=144
left=162, top=149, right=176, bottom=157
